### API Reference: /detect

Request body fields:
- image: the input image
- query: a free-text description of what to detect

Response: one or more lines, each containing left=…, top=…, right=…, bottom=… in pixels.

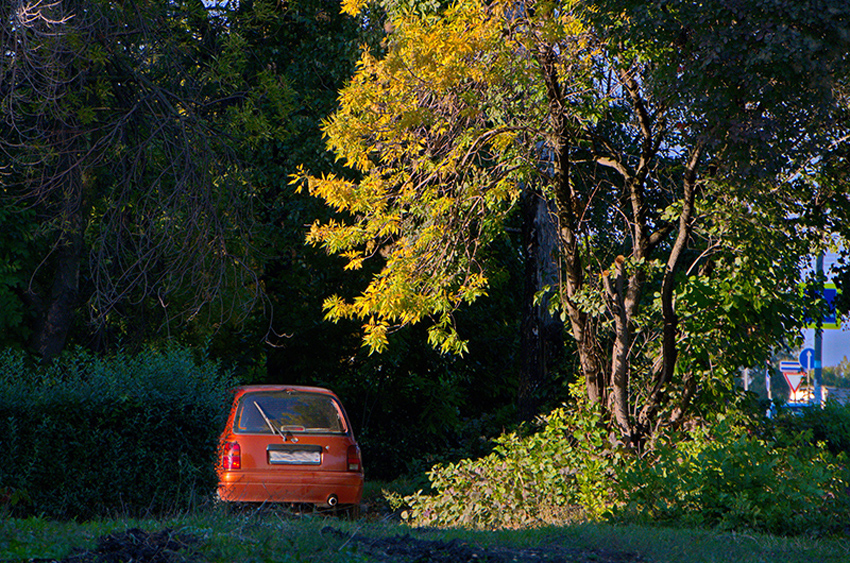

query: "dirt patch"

left=36, top=528, right=200, bottom=563
left=321, top=526, right=645, bottom=563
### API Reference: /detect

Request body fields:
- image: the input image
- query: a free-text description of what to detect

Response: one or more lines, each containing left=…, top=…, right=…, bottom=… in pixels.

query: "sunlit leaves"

left=340, top=0, right=369, bottom=17
left=298, top=0, right=582, bottom=353
left=303, top=0, right=850, bottom=445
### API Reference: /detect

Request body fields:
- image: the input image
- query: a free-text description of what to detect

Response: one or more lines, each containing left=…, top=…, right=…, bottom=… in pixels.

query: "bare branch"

left=15, top=1, right=73, bottom=28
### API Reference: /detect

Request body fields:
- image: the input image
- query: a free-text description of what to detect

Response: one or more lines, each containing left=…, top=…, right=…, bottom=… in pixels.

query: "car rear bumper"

left=218, top=470, right=364, bottom=505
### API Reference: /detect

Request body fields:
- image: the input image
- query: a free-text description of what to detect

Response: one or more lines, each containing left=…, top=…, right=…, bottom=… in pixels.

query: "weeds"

left=2, top=507, right=849, bottom=563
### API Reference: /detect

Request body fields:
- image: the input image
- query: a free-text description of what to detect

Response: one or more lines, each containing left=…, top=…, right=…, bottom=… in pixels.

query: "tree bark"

left=536, top=43, right=608, bottom=406
left=638, top=144, right=702, bottom=431
left=605, top=256, right=633, bottom=437
left=31, top=138, right=87, bottom=362
left=518, top=186, right=563, bottom=421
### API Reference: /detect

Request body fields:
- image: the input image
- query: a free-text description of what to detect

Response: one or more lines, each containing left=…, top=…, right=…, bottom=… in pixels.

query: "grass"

left=2, top=505, right=849, bottom=563
left=498, top=523, right=850, bottom=563
left=0, top=508, right=353, bottom=562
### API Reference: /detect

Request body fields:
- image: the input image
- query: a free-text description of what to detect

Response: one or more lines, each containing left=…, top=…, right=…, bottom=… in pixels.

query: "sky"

left=802, top=328, right=850, bottom=367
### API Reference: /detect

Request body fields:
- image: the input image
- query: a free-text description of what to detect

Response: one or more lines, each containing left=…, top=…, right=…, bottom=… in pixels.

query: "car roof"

left=231, top=384, right=337, bottom=396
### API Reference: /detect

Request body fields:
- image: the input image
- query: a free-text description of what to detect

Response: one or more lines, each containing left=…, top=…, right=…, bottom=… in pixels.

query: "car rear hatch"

left=233, top=389, right=352, bottom=473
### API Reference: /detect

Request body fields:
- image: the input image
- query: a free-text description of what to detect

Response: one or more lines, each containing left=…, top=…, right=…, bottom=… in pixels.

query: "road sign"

left=783, top=371, right=805, bottom=393
left=803, top=282, right=841, bottom=329
left=799, top=348, right=816, bottom=371
left=779, top=361, right=803, bottom=373
left=779, top=360, right=806, bottom=393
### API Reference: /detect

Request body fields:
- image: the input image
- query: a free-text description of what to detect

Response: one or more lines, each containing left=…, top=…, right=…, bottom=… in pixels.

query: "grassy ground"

left=2, top=505, right=849, bottom=563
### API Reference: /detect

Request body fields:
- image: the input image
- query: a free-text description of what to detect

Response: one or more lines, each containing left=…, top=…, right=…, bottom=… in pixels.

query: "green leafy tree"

left=822, top=357, right=850, bottom=388
left=0, top=200, right=38, bottom=348
left=0, top=0, right=292, bottom=359
left=228, top=0, right=385, bottom=375
left=298, top=0, right=850, bottom=443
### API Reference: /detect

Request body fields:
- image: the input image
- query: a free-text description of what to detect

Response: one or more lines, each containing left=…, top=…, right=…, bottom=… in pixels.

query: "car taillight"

left=222, top=441, right=241, bottom=470
left=347, top=445, right=362, bottom=472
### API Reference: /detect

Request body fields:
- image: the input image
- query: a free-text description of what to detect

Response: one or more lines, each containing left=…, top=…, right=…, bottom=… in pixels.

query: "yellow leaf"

left=340, top=0, right=368, bottom=17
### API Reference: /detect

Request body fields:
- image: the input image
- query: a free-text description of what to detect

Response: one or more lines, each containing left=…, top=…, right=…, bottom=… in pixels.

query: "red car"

left=218, top=385, right=364, bottom=513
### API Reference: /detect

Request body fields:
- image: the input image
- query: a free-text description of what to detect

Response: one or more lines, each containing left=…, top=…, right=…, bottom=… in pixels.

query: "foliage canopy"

left=300, top=0, right=850, bottom=441
left=0, top=0, right=294, bottom=357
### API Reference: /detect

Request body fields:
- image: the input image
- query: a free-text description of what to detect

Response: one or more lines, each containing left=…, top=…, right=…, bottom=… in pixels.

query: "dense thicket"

left=3, top=0, right=850, bottom=492
left=402, top=397, right=850, bottom=535
left=0, top=347, right=234, bottom=519
left=301, top=0, right=850, bottom=445
left=0, top=0, right=525, bottom=481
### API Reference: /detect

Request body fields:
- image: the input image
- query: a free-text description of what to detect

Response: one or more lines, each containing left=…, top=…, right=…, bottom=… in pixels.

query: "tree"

left=0, top=0, right=291, bottom=359
left=0, top=199, right=38, bottom=348
left=232, top=0, right=387, bottom=376
left=518, top=187, right=565, bottom=420
left=822, top=357, right=850, bottom=388
left=297, top=0, right=850, bottom=443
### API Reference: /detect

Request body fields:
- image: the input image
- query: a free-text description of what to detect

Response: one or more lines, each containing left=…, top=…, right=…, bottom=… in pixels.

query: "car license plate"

left=269, top=449, right=321, bottom=465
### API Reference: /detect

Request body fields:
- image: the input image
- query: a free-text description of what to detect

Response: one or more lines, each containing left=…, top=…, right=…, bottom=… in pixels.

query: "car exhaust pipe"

left=327, top=494, right=339, bottom=507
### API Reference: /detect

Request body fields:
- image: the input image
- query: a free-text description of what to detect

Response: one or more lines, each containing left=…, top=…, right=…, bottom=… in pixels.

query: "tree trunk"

left=536, top=43, right=609, bottom=407
left=604, top=256, right=634, bottom=438
left=518, top=186, right=563, bottom=421
left=32, top=156, right=86, bottom=361
left=34, top=230, right=82, bottom=361
left=637, top=144, right=702, bottom=433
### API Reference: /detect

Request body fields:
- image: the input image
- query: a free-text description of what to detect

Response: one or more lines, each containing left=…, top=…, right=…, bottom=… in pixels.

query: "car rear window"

left=234, top=391, right=347, bottom=434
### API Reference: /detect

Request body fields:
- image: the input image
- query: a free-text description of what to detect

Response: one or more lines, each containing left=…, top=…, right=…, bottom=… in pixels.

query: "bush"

left=400, top=397, right=850, bottom=535
left=0, top=346, right=235, bottom=519
left=612, top=417, right=850, bottom=536
left=772, top=399, right=850, bottom=457
left=402, top=400, right=623, bottom=529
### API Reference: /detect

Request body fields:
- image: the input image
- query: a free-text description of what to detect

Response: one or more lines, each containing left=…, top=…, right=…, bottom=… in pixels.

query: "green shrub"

left=0, top=346, right=235, bottom=519
left=402, top=399, right=623, bottom=529
left=772, top=399, right=850, bottom=457
left=612, top=417, right=850, bottom=536
left=400, top=396, right=850, bottom=535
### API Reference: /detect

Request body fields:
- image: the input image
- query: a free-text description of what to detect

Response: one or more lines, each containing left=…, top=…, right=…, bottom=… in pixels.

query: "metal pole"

left=815, top=254, right=824, bottom=406
left=766, top=360, right=772, bottom=401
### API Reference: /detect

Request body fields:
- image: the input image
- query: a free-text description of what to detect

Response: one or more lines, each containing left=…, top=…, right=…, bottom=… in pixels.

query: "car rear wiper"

left=254, top=401, right=287, bottom=442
